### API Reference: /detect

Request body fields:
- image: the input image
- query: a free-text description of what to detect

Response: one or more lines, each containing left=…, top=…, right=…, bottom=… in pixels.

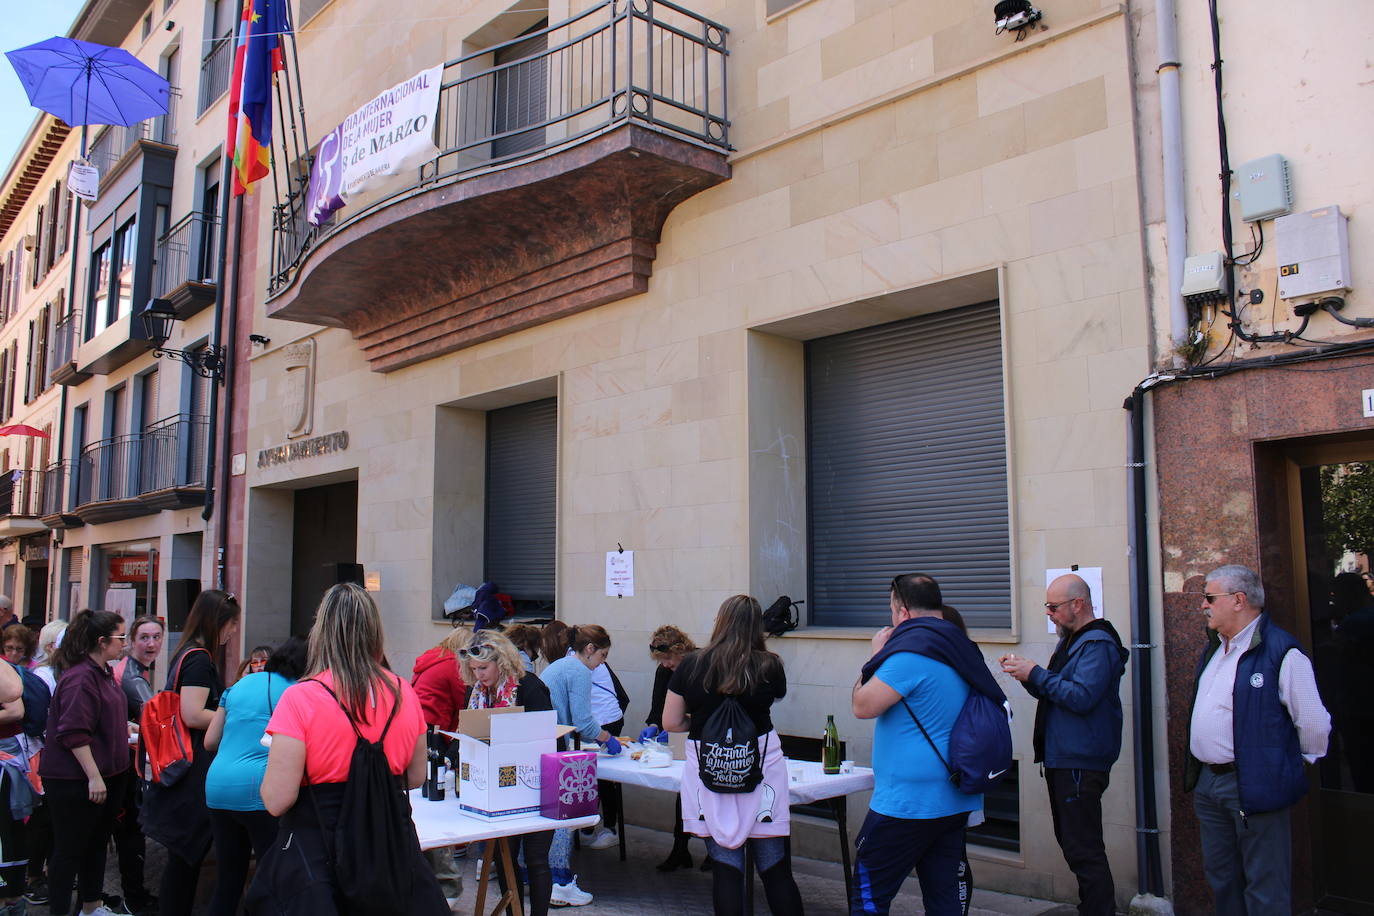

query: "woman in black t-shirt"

left=640, top=626, right=699, bottom=871
left=662, top=596, right=803, bottom=916
left=140, top=590, right=240, bottom=916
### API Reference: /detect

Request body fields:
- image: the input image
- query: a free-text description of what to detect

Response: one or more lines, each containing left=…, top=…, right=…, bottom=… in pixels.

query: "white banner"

left=306, top=65, right=443, bottom=225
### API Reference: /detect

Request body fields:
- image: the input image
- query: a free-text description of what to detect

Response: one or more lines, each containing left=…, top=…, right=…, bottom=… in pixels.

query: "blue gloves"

left=603, top=735, right=623, bottom=756
left=638, top=725, right=661, bottom=742
left=656, top=730, right=670, bottom=744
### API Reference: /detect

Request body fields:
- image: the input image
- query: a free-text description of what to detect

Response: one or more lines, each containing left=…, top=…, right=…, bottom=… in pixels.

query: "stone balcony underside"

left=267, top=124, right=730, bottom=372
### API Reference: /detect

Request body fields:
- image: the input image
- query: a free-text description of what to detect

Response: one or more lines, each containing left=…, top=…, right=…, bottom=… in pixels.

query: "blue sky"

left=1, top=1, right=91, bottom=179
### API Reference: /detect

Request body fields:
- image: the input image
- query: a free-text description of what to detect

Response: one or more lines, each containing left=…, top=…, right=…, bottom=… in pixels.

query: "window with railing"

left=85, top=90, right=180, bottom=176
left=0, top=468, right=44, bottom=518
left=50, top=309, right=81, bottom=380
left=78, top=433, right=140, bottom=505
left=198, top=32, right=234, bottom=115
left=140, top=414, right=210, bottom=492
left=153, top=211, right=220, bottom=296
left=40, top=459, right=73, bottom=517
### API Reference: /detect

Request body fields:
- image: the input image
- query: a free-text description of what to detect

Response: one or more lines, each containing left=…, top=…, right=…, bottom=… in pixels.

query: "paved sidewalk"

left=125, top=823, right=1065, bottom=914
left=444, top=824, right=1064, bottom=916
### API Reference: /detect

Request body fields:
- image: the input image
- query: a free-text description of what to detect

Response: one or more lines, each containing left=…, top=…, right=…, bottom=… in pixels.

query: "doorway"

left=290, top=480, right=358, bottom=636
left=1284, top=437, right=1374, bottom=915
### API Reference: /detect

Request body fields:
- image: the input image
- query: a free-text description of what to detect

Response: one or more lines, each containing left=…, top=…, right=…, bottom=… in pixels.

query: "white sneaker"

left=583, top=827, right=618, bottom=850
left=550, top=877, right=593, bottom=907
left=85, top=907, right=119, bottom=916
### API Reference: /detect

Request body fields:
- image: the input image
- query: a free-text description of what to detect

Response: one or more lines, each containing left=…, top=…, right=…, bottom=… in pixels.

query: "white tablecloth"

left=409, top=789, right=600, bottom=850
left=594, top=755, right=873, bottom=805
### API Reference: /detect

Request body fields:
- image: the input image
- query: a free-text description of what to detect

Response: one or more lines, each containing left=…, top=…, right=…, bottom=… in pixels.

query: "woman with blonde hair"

left=246, top=583, right=445, bottom=916
left=459, top=629, right=555, bottom=912
left=662, top=595, right=803, bottom=916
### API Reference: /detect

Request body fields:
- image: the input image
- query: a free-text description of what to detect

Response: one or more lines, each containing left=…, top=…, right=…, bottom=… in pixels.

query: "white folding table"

left=410, top=789, right=599, bottom=916
left=593, top=755, right=874, bottom=901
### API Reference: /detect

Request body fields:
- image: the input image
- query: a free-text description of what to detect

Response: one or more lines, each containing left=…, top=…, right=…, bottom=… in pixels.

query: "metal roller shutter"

left=806, top=301, right=1011, bottom=629
left=492, top=22, right=549, bottom=159
left=485, top=397, right=557, bottom=603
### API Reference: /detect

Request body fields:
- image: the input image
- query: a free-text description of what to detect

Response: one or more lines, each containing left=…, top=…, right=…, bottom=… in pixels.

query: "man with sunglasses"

left=1184, top=564, right=1330, bottom=916
left=1000, top=574, right=1127, bottom=916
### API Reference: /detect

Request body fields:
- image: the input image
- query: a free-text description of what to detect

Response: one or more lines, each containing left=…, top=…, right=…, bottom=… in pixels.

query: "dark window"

left=88, top=241, right=112, bottom=337
left=484, top=398, right=556, bottom=612
left=491, top=20, right=549, bottom=159
left=967, top=760, right=1021, bottom=852
left=765, top=0, right=806, bottom=16
left=806, top=301, right=1011, bottom=629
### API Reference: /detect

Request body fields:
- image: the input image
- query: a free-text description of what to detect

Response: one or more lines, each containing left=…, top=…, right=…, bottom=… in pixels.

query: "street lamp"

left=140, top=298, right=226, bottom=381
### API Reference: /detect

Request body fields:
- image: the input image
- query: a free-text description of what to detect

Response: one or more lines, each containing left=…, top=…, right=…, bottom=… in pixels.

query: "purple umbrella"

left=5, top=36, right=170, bottom=153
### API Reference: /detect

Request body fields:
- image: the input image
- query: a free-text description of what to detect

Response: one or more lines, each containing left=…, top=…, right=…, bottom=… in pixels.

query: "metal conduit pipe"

left=1157, top=0, right=1189, bottom=349
left=1126, top=388, right=1168, bottom=909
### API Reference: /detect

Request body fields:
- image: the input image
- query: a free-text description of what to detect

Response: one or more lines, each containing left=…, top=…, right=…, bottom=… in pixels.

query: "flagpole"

left=201, top=1, right=247, bottom=590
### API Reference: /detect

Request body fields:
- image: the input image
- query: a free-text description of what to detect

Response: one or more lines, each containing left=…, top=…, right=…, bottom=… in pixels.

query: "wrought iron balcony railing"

left=153, top=212, right=220, bottom=298
left=78, top=434, right=141, bottom=507
left=140, top=413, right=210, bottom=494
left=40, top=460, right=74, bottom=519
left=87, top=89, right=181, bottom=176
left=269, top=0, right=729, bottom=294
left=198, top=32, right=234, bottom=115
left=50, top=310, right=82, bottom=378
left=0, top=469, right=44, bottom=518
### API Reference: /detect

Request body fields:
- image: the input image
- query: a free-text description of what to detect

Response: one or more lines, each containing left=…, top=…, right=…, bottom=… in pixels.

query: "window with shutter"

left=491, top=21, right=549, bottom=159
left=23, top=321, right=34, bottom=404
left=484, top=398, right=557, bottom=609
left=805, top=301, right=1011, bottom=629
left=6, top=342, right=16, bottom=418
left=56, top=182, right=71, bottom=257
left=32, top=207, right=45, bottom=284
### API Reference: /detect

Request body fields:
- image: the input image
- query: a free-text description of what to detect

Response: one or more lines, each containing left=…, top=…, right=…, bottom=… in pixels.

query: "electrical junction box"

left=1181, top=251, right=1227, bottom=305
left=1276, top=205, right=1351, bottom=299
left=1235, top=154, right=1292, bottom=222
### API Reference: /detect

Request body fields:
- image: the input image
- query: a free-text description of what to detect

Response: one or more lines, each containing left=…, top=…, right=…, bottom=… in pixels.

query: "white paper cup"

left=840, top=760, right=854, bottom=774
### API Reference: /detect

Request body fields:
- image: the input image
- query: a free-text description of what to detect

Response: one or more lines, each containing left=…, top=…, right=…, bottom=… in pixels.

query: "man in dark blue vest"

left=1186, top=564, right=1330, bottom=915
left=1001, top=573, right=1127, bottom=916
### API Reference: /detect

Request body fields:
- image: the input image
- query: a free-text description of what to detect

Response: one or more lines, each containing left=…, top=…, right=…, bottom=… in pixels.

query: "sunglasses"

left=457, top=643, right=498, bottom=661
left=649, top=643, right=675, bottom=653
left=1201, top=592, right=1239, bottom=604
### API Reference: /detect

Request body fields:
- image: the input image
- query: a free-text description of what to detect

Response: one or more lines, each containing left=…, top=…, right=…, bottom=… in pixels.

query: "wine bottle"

left=822, top=715, right=841, bottom=774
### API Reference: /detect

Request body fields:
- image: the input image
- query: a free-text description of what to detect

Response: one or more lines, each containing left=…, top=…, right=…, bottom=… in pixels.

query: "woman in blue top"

left=203, top=637, right=308, bottom=916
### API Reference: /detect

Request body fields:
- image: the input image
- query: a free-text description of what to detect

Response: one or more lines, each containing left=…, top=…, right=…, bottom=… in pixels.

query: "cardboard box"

left=540, top=751, right=599, bottom=819
left=456, top=708, right=572, bottom=820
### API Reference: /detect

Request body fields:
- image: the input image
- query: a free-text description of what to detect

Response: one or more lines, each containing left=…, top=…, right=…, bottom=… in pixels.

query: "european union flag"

left=227, top=0, right=288, bottom=195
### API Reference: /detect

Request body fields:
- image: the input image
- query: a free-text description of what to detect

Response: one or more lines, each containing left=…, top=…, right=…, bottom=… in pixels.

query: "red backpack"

left=139, top=647, right=208, bottom=786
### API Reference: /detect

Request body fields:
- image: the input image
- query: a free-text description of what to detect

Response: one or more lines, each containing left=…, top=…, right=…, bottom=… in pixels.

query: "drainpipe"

left=1126, top=387, right=1168, bottom=910
left=213, top=194, right=243, bottom=592
left=1157, top=0, right=1188, bottom=350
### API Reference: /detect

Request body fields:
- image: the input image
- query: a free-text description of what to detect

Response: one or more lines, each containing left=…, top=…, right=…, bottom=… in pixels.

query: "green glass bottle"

left=822, top=715, right=841, bottom=774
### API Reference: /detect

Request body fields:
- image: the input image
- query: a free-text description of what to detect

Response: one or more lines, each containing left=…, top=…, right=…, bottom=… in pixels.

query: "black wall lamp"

left=141, top=299, right=226, bottom=381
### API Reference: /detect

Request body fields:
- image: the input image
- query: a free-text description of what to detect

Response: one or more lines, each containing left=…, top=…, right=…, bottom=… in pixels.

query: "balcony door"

left=199, top=159, right=221, bottom=283
left=491, top=20, right=548, bottom=159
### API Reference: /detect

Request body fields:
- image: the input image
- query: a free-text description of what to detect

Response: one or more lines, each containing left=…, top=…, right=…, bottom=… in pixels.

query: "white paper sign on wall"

left=1362, top=388, right=1374, bottom=418
left=1044, top=567, right=1104, bottom=634
left=605, top=551, right=634, bottom=597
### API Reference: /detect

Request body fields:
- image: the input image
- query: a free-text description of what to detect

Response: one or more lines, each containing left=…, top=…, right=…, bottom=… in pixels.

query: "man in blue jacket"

left=1001, top=573, right=1127, bottom=916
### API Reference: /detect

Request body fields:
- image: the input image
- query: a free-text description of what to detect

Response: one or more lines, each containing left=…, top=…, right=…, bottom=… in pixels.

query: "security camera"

left=994, top=0, right=1042, bottom=34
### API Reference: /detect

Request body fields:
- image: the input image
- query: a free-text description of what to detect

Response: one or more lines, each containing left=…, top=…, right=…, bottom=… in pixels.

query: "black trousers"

left=208, top=808, right=279, bottom=916
left=46, top=771, right=130, bottom=916
left=1045, top=768, right=1115, bottom=916
left=111, top=755, right=149, bottom=900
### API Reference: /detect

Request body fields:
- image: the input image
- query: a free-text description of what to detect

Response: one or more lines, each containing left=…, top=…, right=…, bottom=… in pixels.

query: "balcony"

left=267, top=0, right=731, bottom=372
left=153, top=211, right=219, bottom=316
left=138, top=414, right=210, bottom=510
left=40, top=460, right=82, bottom=529
left=0, top=469, right=48, bottom=538
left=58, top=415, right=210, bottom=526
left=49, top=310, right=90, bottom=386
left=198, top=32, right=234, bottom=116
left=87, top=88, right=180, bottom=185
left=75, top=434, right=153, bottom=525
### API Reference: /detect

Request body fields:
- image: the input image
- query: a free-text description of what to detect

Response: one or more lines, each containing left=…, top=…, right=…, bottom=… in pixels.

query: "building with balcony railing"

left=0, top=0, right=241, bottom=643
left=243, top=0, right=1175, bottom=907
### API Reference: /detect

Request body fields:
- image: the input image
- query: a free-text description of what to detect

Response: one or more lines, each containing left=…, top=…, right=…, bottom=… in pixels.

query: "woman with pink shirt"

left=245, top=583, right=445, bottom=916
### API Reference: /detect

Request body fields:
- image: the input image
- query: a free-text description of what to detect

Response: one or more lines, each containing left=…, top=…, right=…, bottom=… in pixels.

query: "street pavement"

left=125, top=822, right=1066, bottom=914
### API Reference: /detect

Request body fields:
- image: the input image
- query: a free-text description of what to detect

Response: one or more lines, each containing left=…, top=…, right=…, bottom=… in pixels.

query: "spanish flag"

left=227, top=0, right=288, bottom=195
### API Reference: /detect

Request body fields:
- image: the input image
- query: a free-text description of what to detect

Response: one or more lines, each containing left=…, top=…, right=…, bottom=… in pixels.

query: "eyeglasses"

left=457, top=643, right=497, bottom=661
left=1043, top=599, right=1077, bottom=611
left=1201, top=592, right=1239, bottom=605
